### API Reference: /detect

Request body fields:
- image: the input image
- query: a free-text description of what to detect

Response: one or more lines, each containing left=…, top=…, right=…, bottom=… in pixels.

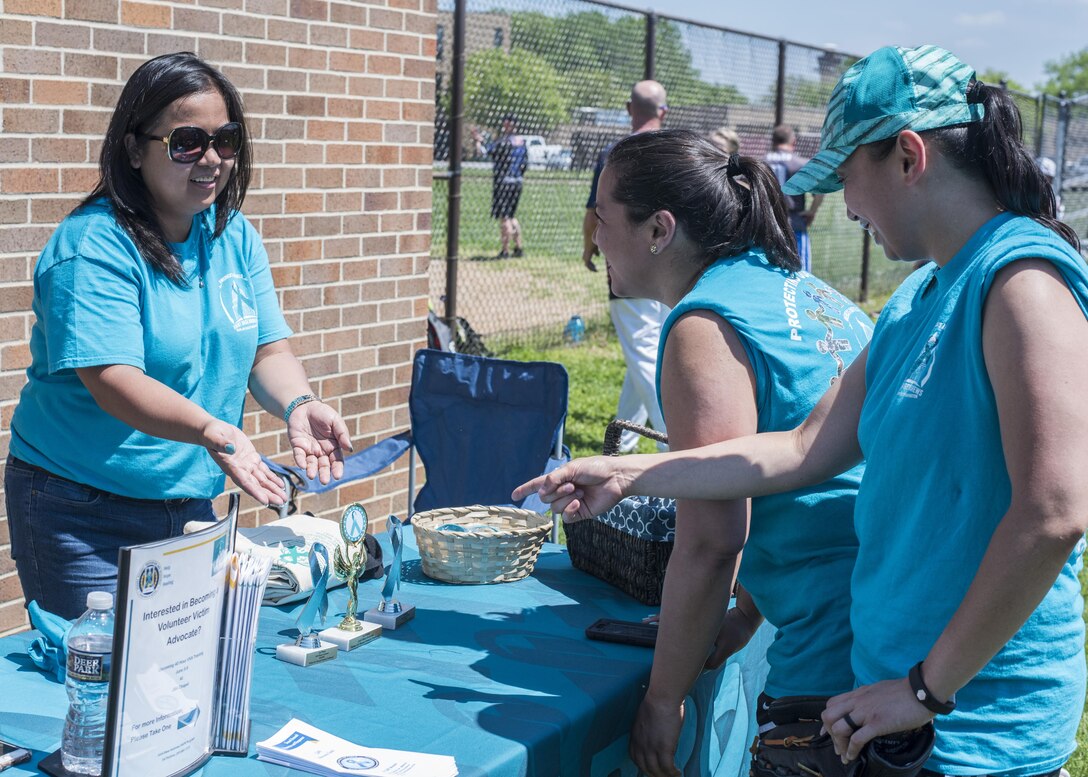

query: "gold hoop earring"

left=649, top=243, right=659, bottom=255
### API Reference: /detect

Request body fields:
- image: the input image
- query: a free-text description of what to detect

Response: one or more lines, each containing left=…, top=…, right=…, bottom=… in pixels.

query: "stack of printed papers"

left=256, top=719, right=458, bottom=776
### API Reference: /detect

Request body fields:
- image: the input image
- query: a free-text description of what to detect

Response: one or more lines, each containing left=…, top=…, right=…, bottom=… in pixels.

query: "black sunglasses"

left=139, top=122, right=243, bottom=164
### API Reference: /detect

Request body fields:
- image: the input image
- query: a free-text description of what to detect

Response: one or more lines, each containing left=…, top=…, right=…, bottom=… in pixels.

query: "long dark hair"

left=606, top=129, right=801, bottom=271
left=867, top=81, right=1078, bottom=250
left=82, top=52, right=252, bottom=284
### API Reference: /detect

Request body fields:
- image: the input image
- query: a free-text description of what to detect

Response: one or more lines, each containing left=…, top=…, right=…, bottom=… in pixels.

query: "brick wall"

left=0, top=0, right=437, bottom=635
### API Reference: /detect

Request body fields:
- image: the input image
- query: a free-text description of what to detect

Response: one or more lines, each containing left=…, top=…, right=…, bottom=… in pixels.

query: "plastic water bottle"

left=62, top=591, right=115, bottom=775
left=563, top=315, right=586, bottom=344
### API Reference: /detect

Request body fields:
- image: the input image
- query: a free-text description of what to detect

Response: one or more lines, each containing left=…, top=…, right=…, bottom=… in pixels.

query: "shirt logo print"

left=217, top=273, right=258, bottom=332
left=899, top=322, right=944, bottom=399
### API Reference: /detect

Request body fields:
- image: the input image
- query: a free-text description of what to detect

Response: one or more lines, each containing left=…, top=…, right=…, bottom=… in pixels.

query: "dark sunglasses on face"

left=138, top=122, right=243, bottom=164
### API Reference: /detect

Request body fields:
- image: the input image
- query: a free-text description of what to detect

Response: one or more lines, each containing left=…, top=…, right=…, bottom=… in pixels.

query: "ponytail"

left=607, top=129, right=801, bottom=272
left=928, top=82, right=1079, bottom=250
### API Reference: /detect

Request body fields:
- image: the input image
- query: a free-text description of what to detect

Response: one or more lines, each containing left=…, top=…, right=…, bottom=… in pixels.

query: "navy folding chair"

left=262, top=349, right=569, bottom=540
left=408, top=349, right=569, bottom=539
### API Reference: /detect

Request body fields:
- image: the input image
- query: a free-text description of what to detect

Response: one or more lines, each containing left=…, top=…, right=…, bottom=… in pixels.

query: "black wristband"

left=908, top=661, right=956, bottom=715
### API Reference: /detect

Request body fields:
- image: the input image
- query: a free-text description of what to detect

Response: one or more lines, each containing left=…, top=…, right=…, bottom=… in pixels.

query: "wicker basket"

left=412, top=505, right=553, bottom=584
left=565, top=419, right=673, bottom=605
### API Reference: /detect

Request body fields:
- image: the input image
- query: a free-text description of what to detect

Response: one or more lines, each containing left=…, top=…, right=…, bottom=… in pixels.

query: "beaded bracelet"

left=283, top=393, right=319, bottom=423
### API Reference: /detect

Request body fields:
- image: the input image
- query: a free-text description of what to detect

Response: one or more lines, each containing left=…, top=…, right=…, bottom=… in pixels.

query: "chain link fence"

left=431, top=2, right=1088, bottom=349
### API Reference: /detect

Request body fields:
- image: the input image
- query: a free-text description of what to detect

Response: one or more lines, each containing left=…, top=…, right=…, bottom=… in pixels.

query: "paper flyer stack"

left=256, top=719, right=458, bottom=777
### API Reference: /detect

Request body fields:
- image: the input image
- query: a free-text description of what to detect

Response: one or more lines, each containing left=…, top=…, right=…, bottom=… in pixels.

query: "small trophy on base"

left=321, top=503, right=381, bottom=651
left=276, top=543, right=339, bottom=667
left=364, top=514, right=415, bottom=629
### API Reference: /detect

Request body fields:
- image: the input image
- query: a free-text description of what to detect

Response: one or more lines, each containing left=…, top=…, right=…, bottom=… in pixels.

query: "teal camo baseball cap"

left=782, top=44, right=985, bottom=195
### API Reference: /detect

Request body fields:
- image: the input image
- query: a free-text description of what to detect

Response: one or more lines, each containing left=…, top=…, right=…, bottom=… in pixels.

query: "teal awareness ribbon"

left=296, top=542, right=330, bottom=634
left=381, top=515, right=404, bottom=603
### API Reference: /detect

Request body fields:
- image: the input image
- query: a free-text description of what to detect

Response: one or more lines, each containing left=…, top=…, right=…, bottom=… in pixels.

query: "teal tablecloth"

left=0, top=531, right=771, bottom=777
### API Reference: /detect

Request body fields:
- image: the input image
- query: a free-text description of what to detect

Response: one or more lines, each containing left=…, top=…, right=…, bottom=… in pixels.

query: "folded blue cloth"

left=27, top=600, right=73, bottom=683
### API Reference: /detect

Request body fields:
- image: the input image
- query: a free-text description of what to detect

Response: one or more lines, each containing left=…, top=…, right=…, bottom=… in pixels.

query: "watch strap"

left=908, top=661, right=956, bottom=715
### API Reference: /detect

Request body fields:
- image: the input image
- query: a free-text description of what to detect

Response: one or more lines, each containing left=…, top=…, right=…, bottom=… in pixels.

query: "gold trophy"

left=319, top=503, right=382, bottom=651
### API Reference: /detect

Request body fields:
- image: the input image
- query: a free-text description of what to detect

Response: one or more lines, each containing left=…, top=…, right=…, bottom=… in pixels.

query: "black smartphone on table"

left=585, top=617, right=658, bottom=648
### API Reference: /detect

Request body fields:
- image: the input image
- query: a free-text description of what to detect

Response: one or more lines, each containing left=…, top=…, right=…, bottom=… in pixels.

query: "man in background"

left=765, top=124, right=823, bottom=272
left=472, top=113, right=527, bottom=259
left=582, top=80, right=670, bottom=452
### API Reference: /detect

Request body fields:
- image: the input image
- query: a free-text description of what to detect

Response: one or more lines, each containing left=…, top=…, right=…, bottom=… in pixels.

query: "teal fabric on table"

left=0, top=531, right=771, bottom=777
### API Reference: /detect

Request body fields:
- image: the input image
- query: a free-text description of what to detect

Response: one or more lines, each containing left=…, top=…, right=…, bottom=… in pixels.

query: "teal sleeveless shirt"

left=657, top=250, right=871, bottom=697
left=855, top=214, right=1088, bottom=775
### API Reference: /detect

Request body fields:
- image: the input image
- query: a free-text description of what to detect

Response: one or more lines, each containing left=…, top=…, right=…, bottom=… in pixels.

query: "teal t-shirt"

left=657, top=250, right=872, bottom=697
left=10, top=200, right=292, bottom=499
left=855, top=213, right=1088, bottom=776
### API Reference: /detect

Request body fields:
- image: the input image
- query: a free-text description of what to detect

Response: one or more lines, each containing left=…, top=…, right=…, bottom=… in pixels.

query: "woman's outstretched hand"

left=512, top=455, right=634, bottom=520
left=286, top=400, right=353, bottom=484
left=202, top=419, right=288, bottom=507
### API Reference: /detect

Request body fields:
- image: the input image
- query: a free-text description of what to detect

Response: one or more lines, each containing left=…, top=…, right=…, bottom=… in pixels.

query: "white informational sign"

left=90, top=495, right=269, bottom=777
left=103, top=515, right=234, bottom=777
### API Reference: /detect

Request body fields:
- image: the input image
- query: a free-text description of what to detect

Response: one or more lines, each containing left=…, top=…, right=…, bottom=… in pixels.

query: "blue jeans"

left=920, top=769, right=1061, bottom=777
left=5, top=456, right=214, bottom=620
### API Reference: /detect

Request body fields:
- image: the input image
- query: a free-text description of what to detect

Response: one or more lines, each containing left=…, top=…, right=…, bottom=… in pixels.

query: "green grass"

left=499, top=313, right=1086, bottom=771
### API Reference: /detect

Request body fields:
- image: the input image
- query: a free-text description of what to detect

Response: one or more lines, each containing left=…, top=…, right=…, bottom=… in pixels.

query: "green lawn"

left=499, top=321, right=1086, bottom=772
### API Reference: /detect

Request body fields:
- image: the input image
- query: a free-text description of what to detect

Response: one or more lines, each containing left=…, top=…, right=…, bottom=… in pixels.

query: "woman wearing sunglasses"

left=5, top=52, right=352, bottom=619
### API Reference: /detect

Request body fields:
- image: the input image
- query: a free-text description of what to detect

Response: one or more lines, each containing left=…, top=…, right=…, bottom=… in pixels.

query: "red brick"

left=243, top=93, right=285, bottom=115
left=246, top=42, right=288, bottom=67
left=0, top=19, right=33, bottom=46
left=174, top=7, right=221, bottom=34
left=0, top=79, right=30, bottom=104
left=349, top=29, right=384, bottom=52
left=92, top=28, right=146, bottom=55
left=284, top=143, right=324, bottom=165
left=1, top=343, right=31, bottom=372
left=384, top=123, right=418, bottom=143
left=290, top=0, right=328, bottom=21
left=287, top=95, right=326, bottom=116
left=386, top=78, right=420, bottom=99
left=310, top=24, right=348, bottom=48
left=364, top=192, right=397, bottom=212
left=0, top=285, right=33, bottom=313
left=347, top=75, right=384, bottom=97
left=308, top=73, right=347, bottom=95
left=386, top=33, right=420, bottom=56
left=326, top=143, right=362, bottom=165
left=399, top=233, right=431, bottom=253
left=404, top=58, right=433, bottom=79
left=61, top=168, right=99, bottom=194
left=330, top=1, right=366, bottom=25
left=32, top=139, right=89, bottom=164
left=306, top=120, right=345, bottom=141
left=221, top=12, right=266, bottom=38
left=5, top=49, right=61, bottom=76
left=370, top=8, right=405, bottom=30
left=305, top=168, right=343, bottom=189
left=365, top=145, right=400, bottom=165
left=325, top=192, right=362, bottom=212
left=288, top=48, right=327, bottom=71
left=68, top=0, right=119, bottom=22
left=346, top=122, right=382, bottom=143
left=302, top=308, right=341, bottom=331
left=367, top=55, right=401, bottom=76
left=267, top=20, right=308, bottom=44
left=198, top=38, right=244, bottom=63
left=64, top=53, right=119, bottom=80
left=0, top=603, right=30, bottom=636
left=90, top=84, right=123, bottom=109
left=282, top=287, right=323, bottom=309
left=31, top=198, right=81, bottom=224
left=303, top=215, right=340, bottom=237
left=35, top=21, right=91, bottom=48
left=4, top=0, right=62, bottom=14
left=3, top=108, right=59, bottom=134
left=301, top=261, right=341, bottom=284
left=362, top=235, right=396, bottom=255
left=264, top=118, right=306, bottom=140
left=2, top=169, right=58, bottom=194
left=33, top=80, right=88, bottom=106
left=63, top=109, right=111, bottom=136
left=327, top=98, right=363, bottom=118
left=266, top=69, right=307, bottom=92
left=322, top=236, right=360, bottom=258
left=0, top=201, right=27, bottom=226
left=284, top=240, right=323, bottom=262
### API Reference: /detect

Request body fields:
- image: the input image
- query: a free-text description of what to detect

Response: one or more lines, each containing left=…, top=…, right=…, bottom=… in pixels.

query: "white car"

left=522, top=135, right=565, bottom=170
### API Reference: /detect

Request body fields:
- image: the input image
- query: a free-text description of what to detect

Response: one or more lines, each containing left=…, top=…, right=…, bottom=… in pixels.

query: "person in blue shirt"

left=517, top=45, right=1088, bottom=777
left=582, top=127, right=877, bottom=777
left=471, top=113, right=527, bottom=259
left=5, top=52, right=353, bottom=619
